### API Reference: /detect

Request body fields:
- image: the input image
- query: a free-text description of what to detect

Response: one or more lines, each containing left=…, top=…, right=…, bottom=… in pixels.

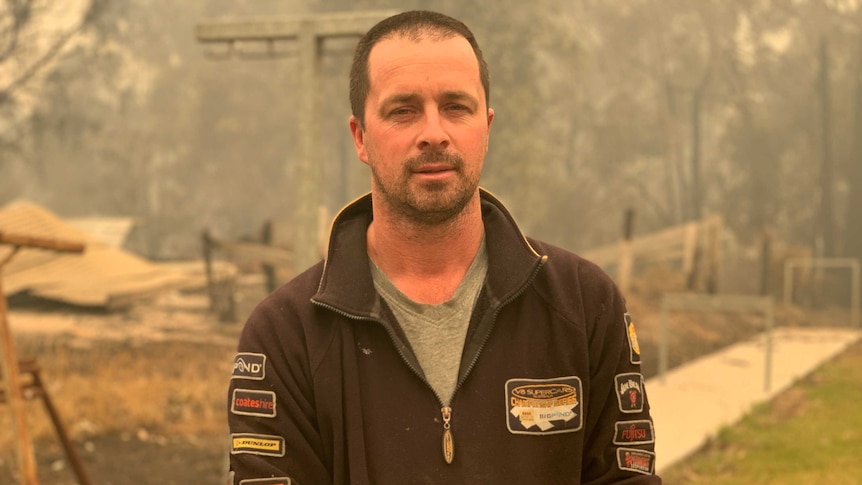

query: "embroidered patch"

left=624, top=313, right=641, bottom=364
left=506, top=376, right=583, bottom=435
left=232, top=353, right=266, bottom=380
left=616, top=447, right=655, bottom=475
left=613, top=420, right=655, bottom=445
left=231, top=389, right=277, bottom=418
left=239, top=478, right=292, bottom=485
left=230, top=433, right=285, bottom=457
left=615, top=373, right=644, bottom=413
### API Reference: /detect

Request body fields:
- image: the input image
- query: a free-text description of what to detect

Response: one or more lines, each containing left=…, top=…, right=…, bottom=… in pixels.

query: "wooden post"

left=0, top=232, right=85, bottom=485
left=760, top=230, right=772, bottom=296
left=618, top=209, right=635, bottom=294
left=0, top=275, right=39, bottom=485
left=261, top=221, right=278, bottom=294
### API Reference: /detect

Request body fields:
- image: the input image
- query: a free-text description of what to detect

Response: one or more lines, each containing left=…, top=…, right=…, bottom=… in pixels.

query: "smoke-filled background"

left=2, top=0, right=859, bottom=267
left=2, top=2, right=862, bottom=484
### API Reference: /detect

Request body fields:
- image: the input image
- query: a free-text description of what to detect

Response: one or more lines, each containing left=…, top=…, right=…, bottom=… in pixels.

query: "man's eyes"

left=386, top=104, right=472, bottom=119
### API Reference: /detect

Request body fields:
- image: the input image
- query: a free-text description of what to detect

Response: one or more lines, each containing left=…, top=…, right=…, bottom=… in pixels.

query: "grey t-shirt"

left=370, top=240, right=488, bottom=405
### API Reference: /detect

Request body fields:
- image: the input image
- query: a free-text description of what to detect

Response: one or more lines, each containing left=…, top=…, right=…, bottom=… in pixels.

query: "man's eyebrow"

left=438, top=90, right=478, bottom=104
left=378, top=93, right=421, bottom=116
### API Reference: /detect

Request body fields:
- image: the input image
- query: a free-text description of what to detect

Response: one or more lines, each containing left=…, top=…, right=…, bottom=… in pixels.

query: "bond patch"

left=231, top=389, right=277, bottom=418
left=614, top=373, right=644, bottom=413
left=232, top=353, right=266, bottom=380
left=616, top=447, right=655, bottom=475
left=624, top=313, right=641, bottom=364
left=239, top=478, right=292, bottom=485
left=613, top=420, right=655, bottom=445
left=230, top=433, right=285, bottom=457
left=506, top=376, right=583, bottom=435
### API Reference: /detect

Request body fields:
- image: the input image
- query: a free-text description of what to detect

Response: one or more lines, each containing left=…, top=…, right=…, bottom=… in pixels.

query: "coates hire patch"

left=230, top=433, right=285, bottom=457
left=613, top=420, right=655, bottom=445
left=231, top=389, right=277, bottom=418
left=506, top=376, right=583, bottom=435
left=624, top=313, right=641, bottom=365
left=615, top=373, right=645, bottom=413
left=239, top=478, right=292, bottom=485
left=617, top=447, right=656, bottom=475
left=232, top=353, right=266, bottom=380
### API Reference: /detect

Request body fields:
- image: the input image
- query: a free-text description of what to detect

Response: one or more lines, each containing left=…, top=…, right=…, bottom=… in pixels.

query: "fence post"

left=659, top=297, right=669, bottom=383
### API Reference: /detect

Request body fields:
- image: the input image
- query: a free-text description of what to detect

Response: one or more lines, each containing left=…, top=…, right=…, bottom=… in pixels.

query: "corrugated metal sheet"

left=0, top=200, right=197, bottom=308
left=66, top=217, right=136, bottom=248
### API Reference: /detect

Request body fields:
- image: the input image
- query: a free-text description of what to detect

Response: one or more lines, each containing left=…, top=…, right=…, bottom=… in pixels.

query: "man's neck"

left=367, top=195, right=485, bottom=304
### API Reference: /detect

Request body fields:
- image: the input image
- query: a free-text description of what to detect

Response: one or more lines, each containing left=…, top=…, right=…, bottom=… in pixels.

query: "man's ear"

left=349, top=115, right=369, bottom=165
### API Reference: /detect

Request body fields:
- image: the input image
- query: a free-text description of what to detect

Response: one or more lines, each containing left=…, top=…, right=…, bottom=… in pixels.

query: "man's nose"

left=417, top=111, right=450, bottom=150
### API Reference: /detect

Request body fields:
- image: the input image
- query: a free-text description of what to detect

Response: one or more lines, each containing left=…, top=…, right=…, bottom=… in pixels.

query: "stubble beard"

left=372, top=151, right=479, bottom=226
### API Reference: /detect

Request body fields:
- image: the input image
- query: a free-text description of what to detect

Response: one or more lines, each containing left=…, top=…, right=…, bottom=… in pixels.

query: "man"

left=228, top=10, right=660, bottom=484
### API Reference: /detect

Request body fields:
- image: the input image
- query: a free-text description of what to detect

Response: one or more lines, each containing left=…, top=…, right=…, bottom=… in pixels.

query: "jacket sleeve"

left=581, top=277, right=661, bottom=484
left=227, top=297, right=331, bottom=485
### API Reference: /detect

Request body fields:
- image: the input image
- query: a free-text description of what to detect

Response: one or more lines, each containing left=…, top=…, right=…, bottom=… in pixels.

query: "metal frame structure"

left=783, top=257, right=860, bottom=329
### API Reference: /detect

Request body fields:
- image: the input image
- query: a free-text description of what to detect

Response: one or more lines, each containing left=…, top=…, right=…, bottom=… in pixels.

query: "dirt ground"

left=0, top=276, right=851, bottom=485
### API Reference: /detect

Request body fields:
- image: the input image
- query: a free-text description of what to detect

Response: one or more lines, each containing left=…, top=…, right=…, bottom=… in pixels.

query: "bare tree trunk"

left=847, top=33, right=862, bottom=261
left=818, top=37, right=835, bottom=257
left=689, top=67, right=712, bottom=222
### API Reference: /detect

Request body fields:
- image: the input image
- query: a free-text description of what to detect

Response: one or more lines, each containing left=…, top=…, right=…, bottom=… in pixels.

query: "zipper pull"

left=441, top=406, right=454, bottom=464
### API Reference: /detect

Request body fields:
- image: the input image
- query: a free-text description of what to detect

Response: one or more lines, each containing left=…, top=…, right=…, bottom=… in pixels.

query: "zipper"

left=441, top=406, right=454, bottom=464
left=314, top=299, right=457, bottom=463
left=312, top=254, right=547, bottom=466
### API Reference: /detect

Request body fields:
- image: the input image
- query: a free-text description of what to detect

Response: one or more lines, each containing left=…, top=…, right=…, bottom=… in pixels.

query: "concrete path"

left=645, top=327, right=862, bottom=474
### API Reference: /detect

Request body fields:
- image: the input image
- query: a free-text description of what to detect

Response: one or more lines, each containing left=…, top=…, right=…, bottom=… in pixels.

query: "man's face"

left=350, top=34, right=494, bottom=225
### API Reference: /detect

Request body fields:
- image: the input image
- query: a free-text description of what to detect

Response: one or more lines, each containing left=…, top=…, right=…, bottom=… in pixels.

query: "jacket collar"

left=312, top=188, right=545, bottom=318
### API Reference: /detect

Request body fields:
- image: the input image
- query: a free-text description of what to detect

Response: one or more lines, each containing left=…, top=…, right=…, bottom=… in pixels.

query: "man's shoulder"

left=247, top=261, right=325, bottom=320
left=526, top=237, right=620, bottom=318
left=527, top=238, right=613, bottom=284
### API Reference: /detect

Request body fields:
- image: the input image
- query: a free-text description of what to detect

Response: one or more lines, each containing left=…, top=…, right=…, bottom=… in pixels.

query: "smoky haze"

left=1, top=0, right=860, bottom=278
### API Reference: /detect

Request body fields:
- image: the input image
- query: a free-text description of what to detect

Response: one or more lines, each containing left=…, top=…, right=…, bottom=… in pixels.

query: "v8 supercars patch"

left=230, top=433, right=285, bottom=457
left=617, top=447, right=655, bottom=475
left=624, top=313, right=641, bottom=364
left=615, top=373, right=645, bottom=413
left=506, top=376, right=583, bottom=435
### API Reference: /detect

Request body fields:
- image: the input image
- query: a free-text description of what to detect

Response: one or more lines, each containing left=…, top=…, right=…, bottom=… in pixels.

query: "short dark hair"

left=349, top=10, right=490, bottom=127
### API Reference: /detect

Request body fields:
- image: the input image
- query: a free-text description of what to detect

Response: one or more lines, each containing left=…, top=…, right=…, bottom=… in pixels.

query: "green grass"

left=661, top=339, right=862, bottom=484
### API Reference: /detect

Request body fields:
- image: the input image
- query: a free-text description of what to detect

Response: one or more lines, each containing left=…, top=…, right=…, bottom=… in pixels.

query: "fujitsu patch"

left=624, top=313, right=641, bottom=364
left=616, top=447, right=655, bottom=475
left=239, top=478, right=292, bottom=485
left=230, top=433, right=285, bottom=457
left=615, top=373, right=644, bottom=413
left=231, top=389, right=277, bottom=418
left=232, top=353, right=266, bottom=380
left=506, top=376, right=583, bottom=435
left=613, top=420, right=655, bottom=445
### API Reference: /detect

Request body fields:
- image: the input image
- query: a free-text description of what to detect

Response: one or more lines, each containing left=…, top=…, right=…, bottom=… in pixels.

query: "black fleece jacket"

left=227, top=190, right=661, bottom=485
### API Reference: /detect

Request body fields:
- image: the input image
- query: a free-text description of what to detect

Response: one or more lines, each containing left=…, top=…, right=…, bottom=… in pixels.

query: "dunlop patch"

left=617, top=447, right=655, bottom=475
left=615, top=373, right=644, bottom=413
left=506, top=376, right=583, bottom=435
left=230, top=433, right=285, bottom=457
left=231, top=389, right=277, bottom=418
left=239, top=478, right=292, bottom=485
left=624, top=313, right=641, bottom=365
left=613, top=420, right=655, bottom=445
left=232, top=353, right=266, bottom=380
